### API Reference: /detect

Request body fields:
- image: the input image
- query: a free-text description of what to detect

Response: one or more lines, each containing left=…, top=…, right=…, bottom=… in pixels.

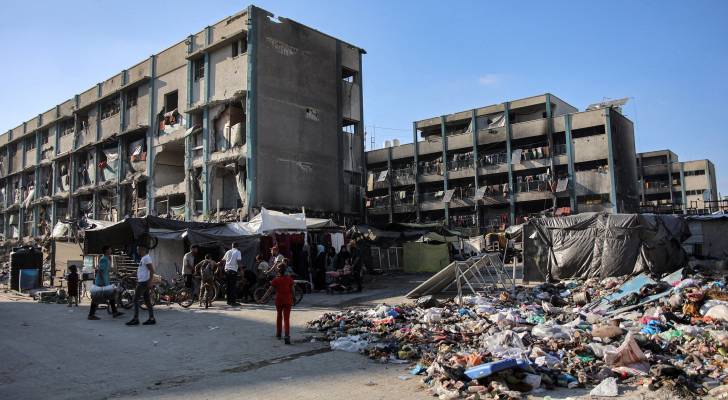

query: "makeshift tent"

left=403, top=242, right=450, bottom=273
left=522, top=212, right=689, bottom=282
left=684, top=214, right=728, bottom=259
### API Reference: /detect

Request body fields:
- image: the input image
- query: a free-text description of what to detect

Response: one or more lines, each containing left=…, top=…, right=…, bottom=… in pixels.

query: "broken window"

left=342, top=119, right=356, bottom=134
left=125, top=88, right=138, bottom=109
left=193, top=58, right=205, bottom=81
left=56, top=160, right=71, bottom=193
left=98, top=145, right=119, bottom=182
left=101, top=97, right=120, bottom=120
left=232, top=39, right=247, bottom=58
left=25, top=136, right=36, bottom=150
left=164, top=91, right=178, bottom=113
left=41, top=129, right=49, bottom=144
left=211, top=103, right=245, bottom=152
left=60, top=119, right=74, bottom=136
left=342, top=67, right=356, bottom=83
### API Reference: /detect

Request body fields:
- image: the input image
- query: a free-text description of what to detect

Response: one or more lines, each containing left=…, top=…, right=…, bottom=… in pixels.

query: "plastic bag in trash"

left=422, top=308, right=443, bottom=324
left=589, top=377, right=619, bottom=397
left=532, top=324, right=572, bottom=340
left=330, top=335, right=368, bottom=353
left=604, top=332, right=648, bottom=372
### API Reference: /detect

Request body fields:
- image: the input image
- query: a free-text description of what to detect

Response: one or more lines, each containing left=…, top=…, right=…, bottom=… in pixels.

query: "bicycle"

left=157, top=274, right=194, bottom=308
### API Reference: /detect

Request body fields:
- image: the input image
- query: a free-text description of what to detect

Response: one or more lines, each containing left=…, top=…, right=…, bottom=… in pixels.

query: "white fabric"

left=224, top=248, right=242, bottom=271
left=247, top=207, right=307, bottom=233
left=137, top=255, right=152, bottom=282
left=330, top=232, right=345, bottom=253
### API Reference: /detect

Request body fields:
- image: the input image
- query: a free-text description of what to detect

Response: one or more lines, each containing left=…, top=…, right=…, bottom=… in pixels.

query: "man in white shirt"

left=222, top=243, right=242, bottom=306
left=182, top=245, right=199, bottom=290
left=127, top=244, right=156, bottom=326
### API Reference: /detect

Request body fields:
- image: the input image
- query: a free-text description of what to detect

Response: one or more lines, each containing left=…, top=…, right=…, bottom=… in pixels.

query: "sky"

left=1, top=0, right=726, bottom=193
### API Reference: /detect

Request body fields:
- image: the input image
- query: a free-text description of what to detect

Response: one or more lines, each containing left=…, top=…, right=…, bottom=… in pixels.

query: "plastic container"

left=10, top=246, right=43, bottom=291
left=464, top=359, right=530, bottom=380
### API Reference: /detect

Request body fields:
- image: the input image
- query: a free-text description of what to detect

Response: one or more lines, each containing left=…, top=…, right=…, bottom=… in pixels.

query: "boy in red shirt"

left=259, top=263, right=295, bottom=344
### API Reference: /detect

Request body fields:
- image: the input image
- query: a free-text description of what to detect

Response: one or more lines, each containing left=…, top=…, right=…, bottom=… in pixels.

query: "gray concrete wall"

left=252, top=11, right=342, bottom=213
left=609, top=109, right=640, bottom=212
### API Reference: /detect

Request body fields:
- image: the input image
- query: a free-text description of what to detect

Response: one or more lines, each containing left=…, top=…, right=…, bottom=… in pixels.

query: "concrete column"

left=145, top=55, right=157, bottom=214
left=117, top=71, right=128, bottom=220
left=504, top=102, right=515, bottom=225
left=412, top=122, right=420, bottom=222
left=545, top=94, right=556, bottom=210
left=357, top=49, right=366, bottom=224
left=33, top=124, right=41, bottom=237
left=387, top=146, right=393, bottom=223
left=470, top=109, right=479, bottom=228
left=564, top=114, right=577, bottom=212
left=637, top=153, right=645, bottom=203
left=201, top=26, right=213, bottom=219
left=440, top=116, right=449, bottom=225
left=184, top=35, right=194, bottom=221
left=245, top=6, right=259, bottom=218
left=603, top=107, right=618, bottom=213
left=679, top=162, right=687, bottom=213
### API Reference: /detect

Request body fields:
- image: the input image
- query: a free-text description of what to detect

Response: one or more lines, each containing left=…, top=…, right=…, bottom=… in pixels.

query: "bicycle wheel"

left=293, top=284, right=304, bottom=306
left=140, top=287, right=158, bottom=310
left=177, top=288, right=194, bottom=308
left=120, top=289, right=134, bottom=309
left=253, top=286, right=270, bottom=303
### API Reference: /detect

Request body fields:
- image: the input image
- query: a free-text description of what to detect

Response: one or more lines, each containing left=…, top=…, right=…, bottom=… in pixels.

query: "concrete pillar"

left=386, top=146, right=393, bottom=223
left=545, top=94, right=556, bottom=210
left=564, top=114, right=577, bottom=213
left=666, top=152, right=675, bottom=207
left=637, top=153, right=645, bottom=204
left=245, top=6, right=259, bottom=219
left=184, top=35, right=194, bottom=221
left=412, top=122, right=421, bottom=222
left=470, top=109, right=479, bottom=229
left=679, top=162, right=687, bottom=213
left=145, top=55, right=157, bottom=214
left=440, top=116, right=449, bottom=225
left=202, top=26, right=213, bottom=219
left=504, top=102, right=515, bottom=225
left=603, top=107, right=618, bottom=213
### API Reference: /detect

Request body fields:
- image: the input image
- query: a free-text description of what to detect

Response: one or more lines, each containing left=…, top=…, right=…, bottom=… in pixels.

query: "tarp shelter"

left=522, top=212, right=689, bottom=282
left=684, top=213, right=728, bottom=259
left=403, top=242, right=450, bottom=273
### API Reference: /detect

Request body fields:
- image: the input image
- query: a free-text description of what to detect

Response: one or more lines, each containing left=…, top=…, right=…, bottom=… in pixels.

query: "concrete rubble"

left=308, top=264, right=728, bottom=399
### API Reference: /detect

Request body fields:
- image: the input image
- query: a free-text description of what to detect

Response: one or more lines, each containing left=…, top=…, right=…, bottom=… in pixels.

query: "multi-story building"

left=365, top=94, right=640, bottom=234
left=0, top=5, right=365, bottom=242
left=637, top=150, right=719, bottom=214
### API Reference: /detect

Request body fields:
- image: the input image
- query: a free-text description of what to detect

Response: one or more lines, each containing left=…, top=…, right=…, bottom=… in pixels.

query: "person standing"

left=259, top=264, right=295, bottom=345
left=88, top=246, right=123, bottom=320
left=66, top=265, right=79, bottom=307
left=196, top=254, right=216, bottom=308
left=222, top=242, right=242, bottom=306
left=348, top=240, right=363, bottom=293
left=182, top=245, right=199, bottom=291
left=127, top=245, right=156, bottom=326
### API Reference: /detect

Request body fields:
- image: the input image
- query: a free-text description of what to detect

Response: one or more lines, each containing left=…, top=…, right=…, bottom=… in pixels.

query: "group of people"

left=72, top=238, right=363, bottom=342
left=309, top=240, right=362, bottom=292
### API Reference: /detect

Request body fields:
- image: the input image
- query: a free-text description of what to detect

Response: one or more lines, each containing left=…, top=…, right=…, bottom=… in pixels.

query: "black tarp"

left=84, top=216, right=225, bottom=254
left=523, top=212, right=689, bottom=281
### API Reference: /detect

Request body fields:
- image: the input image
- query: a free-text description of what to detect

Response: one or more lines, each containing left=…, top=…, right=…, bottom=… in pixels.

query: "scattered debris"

left=308, top=266, right=728, bottom=399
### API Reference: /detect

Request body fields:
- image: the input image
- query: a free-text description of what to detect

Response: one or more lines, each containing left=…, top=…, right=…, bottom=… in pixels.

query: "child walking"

left=259, top=264, right=295, bottom=344
left=67, top=265, right=80, bottom=307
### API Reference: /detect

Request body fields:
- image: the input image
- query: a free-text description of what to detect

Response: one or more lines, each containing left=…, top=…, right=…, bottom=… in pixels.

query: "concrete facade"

left=365, top=94, right=641, bottom=234
left=0, top=5, right=365, bottom=243
left=637, top=150, right=719, bottom=214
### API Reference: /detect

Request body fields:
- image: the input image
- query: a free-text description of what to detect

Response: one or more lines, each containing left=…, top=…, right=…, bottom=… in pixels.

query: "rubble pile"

left=308, top=266, right=728, bottom=399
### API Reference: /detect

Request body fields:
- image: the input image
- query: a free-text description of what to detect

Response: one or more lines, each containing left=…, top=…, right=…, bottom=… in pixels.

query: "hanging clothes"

left=330, top=232, right=345, bottom=253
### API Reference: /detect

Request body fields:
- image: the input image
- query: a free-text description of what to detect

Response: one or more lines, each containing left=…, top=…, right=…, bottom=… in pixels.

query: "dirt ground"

left=0, top=275, right=669, bottom=400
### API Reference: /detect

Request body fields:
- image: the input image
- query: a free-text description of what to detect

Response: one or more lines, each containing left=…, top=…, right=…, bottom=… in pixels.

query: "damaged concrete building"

left=365, top=94, right=641, bottom=235
left=0, top=5, right=365, bottom=243
left=637, top=150, right=719, bottom=214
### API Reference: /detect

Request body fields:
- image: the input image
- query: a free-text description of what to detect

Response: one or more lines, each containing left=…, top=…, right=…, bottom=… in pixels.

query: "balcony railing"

left=477, top=152, right=507, bottom=167
left=368, top=195, right=390, bottom=209
left=515, top=179, right=549, bottom=193
left=418, top=162, right=444, bottom=176
left=553, top=144, right=567, bottom=156
left=420, top=191, right=444, bottom=203
left=391, top=168, right=416, bottom=186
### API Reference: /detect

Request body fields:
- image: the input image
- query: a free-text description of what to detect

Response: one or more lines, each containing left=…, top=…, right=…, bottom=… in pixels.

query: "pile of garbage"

left=308, top=266, right=728, bottom=399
